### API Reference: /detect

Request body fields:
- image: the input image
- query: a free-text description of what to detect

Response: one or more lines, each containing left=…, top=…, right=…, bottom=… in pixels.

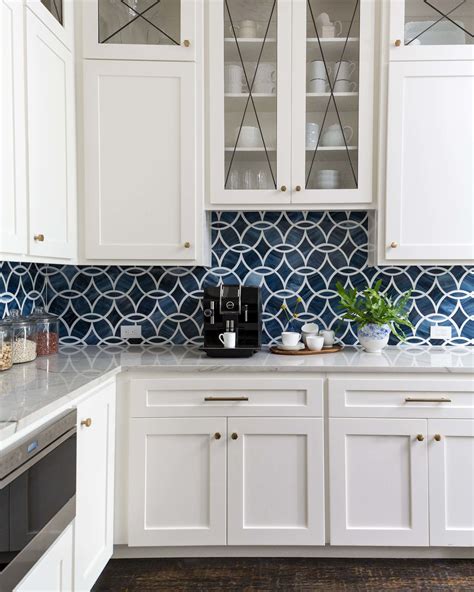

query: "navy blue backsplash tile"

left=1, top=212, right=473, bottom=346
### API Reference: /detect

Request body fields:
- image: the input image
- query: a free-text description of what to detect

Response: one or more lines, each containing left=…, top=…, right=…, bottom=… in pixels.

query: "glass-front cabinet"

left=26, top=0, right=73, bottom=48
left=83, top=0, right=197, bottom=60
left=390, top=0, right=474, bottom=60
left=208, top=0, right=375, bottom=208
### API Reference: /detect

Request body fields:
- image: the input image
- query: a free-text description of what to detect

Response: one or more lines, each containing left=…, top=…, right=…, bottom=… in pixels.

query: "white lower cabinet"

left=329, top=418, right=429, bottom=546
left=14, top=523, right=74, bottom=592
left=428, top=419, right=474, bottom=547
left=74, top=382, right=116, bottom=591
left=227, top=417, right=325, bottom=546
left=128, top=417, right=227, bottom=546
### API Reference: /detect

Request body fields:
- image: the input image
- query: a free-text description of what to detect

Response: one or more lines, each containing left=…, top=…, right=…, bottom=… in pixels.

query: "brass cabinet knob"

left=295, top=185, right=302, bottom=192
left=395, top=39, right=402, bottom=47
left=416, top=434, right=424, bottom=442
left=434, top=434, right=441, bottom=442
left=184, top=242, right=191, bottom=248
left=231, top=432, right=238, bottom=440
left=34, top=234, right=45, bottom=242
left=280, top=185, right=287, bottom=192
left=390, top=241, right=398, bottom=248
left=214, top=432, right=221, bottom=440
left=81, top=418, right=92, bottom=428
left=183, top=39, right=190, bottom=47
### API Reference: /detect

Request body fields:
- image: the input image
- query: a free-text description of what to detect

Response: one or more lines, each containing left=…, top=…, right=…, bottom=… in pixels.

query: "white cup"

left=301, top=322, right=319, bottom=345
left=320, top=329, right=336, bottom=346
left=308, top=79, right=328, bottom=93
left=321, top=22, right=343, bottom=38
left=281, top=332, right=300, bottom=346
left=333, top=80, right=357, bottom=93
left=306, top=123, right=320, bottom=149
left=321, top=125, right=353, bottom=146
left=255, top=63, right=276, bottom=84
left=232, top=20, right=260, bottom=38
left=308, top=60, right=331, bottom=80
left=306, top=335, right=325, bottom=351
left=225, top=64, right=243, bottom=93
left=254, top=81, right=276, bottom=94
left=219, top=332, right=236, bottom=348
left=317, top=169, right=339, bottom=189
left=334, top=60, right=356, bottom=81
left=238, top=126, right=260, bottom=147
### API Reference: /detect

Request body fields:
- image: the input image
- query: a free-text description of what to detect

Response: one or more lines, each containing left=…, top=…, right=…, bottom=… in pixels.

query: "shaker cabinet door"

left=329, top=418, right=429, bottom=546
left=26, top=10, right=77, bottom=260
left=227, top=417, right=325, bottom=545
left=75, top=382, right=116, bottom=592
left=428, top=419, right=474, bottom=547
left=384, top=60, right=474, bottom=263
left=1, top=0, right=27, bottom=255
left=128, top=418, right=227, bottom=546
left=83, top=60, right=197, bottom=262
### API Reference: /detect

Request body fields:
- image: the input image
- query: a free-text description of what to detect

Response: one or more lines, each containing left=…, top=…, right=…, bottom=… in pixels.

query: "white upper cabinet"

left=208, top=0, right=375, bottom=209
left=83, top=59, right=200, bottom=262
left=383, top=60, right=474, bottom=263
left=26, top=0, right=74, bottom=50
left=83, top=0, right=197, bottom=61
left=389, top=0, right=474, bottom=61
left=26, top=9, right=77, bottom=260
left=1, top=0, right=27, bottom=255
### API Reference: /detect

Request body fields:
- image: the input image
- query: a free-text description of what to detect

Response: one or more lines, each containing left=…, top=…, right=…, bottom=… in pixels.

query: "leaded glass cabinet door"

left=291, top=0, right=374, bottom=206
left=209, top=0, right=292, bottom=206
left=390, top=0, right=474, bottom=60
left=83, top=0, right=197, bottom=60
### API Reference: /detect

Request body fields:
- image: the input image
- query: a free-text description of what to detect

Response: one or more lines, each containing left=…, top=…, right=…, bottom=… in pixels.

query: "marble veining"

left=0, top=345, right=473, bottom=445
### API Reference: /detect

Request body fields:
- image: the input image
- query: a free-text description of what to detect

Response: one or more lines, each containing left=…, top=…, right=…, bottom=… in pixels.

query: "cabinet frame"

left=26, top=0, right=74, bottom=50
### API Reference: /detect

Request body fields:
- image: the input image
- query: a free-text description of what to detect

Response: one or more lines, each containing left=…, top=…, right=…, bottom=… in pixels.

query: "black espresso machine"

left=201, top=285, right=261, bottom=357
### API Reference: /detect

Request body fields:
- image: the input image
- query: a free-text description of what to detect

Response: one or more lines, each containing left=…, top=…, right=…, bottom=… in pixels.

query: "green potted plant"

left=336, top=280, right=414, bottom=353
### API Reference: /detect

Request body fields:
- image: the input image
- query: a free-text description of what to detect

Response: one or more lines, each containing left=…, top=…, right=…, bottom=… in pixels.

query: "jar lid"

left=29, top=306, right=58, bottom=322
left=6, top=309, right=35, bottom=328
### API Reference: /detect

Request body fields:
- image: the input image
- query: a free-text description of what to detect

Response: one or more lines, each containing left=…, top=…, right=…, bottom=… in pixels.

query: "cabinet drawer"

left=129, top=375, right=323, bottom=417
left=329, top=376, right=474, bottom=419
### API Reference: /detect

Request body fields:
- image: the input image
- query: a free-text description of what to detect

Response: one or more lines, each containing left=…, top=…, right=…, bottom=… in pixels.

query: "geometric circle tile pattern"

left=1, top=212, right=473, bottom=346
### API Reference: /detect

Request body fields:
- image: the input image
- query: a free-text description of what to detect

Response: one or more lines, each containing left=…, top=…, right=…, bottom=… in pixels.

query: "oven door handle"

left=0, top=426, right=77, bottom=490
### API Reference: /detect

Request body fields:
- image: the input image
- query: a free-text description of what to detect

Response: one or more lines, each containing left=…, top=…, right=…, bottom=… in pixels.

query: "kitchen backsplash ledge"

left=0, top=212, right=472, bottom=346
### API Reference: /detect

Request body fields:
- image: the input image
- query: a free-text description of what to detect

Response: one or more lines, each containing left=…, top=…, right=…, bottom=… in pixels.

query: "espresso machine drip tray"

left=199, top=346, right=259, bottom=358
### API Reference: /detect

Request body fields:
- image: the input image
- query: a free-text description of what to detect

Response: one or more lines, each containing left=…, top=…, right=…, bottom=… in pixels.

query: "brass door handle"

left=280, top=185, right=287, bottom=192
left=204, top=396, right=249, bottom=402
left=231, top=433, right=238, bottom=440
left=416, top=434, right=424, bottom=442
left=390, top=241, right=398, bottom=248
left=405, top=397, right=451, bottom=403
left=183, top=39, right=190, bottom=47
left=34, top=234, right=45, bottom=242
left=214, top=432, right=221, bottom=440
left=184, top=242, right=191, bottom=248
left=295, top=185, right=302, bottom=192
left=395, top=39, right=402, bottom=47
left=81, top=418, right=92, bottom=428
left=434, top=434, right=441, bottom=442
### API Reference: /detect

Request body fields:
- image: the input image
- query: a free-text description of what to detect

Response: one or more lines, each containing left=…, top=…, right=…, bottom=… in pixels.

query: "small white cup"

left=320, top=329, right=336, bottom=346
left=281, top=332, right=300, bottom=346
left=225, top=64, right=243, bottom=93
left=306, top=335, right=324, bottom=351
left=306, top=123, right=320, bottom=149
left=333, top=80, right=357, bottom=93
left=219, top=332, right=236, bottom=348
left=238, top=126, right=261, bottom=148
left=308, top=79, right=328, bottom=93
left=334, top=60, right=356, bottom=81
left=308, top=60, right=331, bottom=80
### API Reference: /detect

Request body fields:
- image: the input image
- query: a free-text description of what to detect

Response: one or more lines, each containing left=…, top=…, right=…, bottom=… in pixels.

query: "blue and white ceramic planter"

left=357, top=323, right=391, bottom=353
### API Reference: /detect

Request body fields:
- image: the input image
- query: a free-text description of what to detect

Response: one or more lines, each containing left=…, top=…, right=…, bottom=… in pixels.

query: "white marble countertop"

left=0, top=345, right=473, bottom=445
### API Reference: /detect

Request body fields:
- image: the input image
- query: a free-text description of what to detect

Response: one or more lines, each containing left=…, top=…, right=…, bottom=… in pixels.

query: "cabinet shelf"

left=224, top=37, right=277, bottom=62
left=225, top=93, right=276, bottom=112
left=306, top=37, right=359, bottom=60
left=306, top=146, right=358, bottom=161
left=306, top=92, right=359, bottom=111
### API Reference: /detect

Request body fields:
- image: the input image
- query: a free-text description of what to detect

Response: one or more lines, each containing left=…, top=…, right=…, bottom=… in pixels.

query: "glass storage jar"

left=9, top=310, right=38, bottom=364
left=0, top=320, right=13, bottom=371
left=29, top=307, right=60, bottom=356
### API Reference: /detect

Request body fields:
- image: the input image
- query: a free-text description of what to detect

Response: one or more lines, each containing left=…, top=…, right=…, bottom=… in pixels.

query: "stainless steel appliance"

left=0, top=411, right=77, bottom=590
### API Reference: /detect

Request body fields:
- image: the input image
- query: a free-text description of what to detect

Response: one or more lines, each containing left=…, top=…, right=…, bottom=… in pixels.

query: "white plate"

left=276, top=342, right=305, bottom=351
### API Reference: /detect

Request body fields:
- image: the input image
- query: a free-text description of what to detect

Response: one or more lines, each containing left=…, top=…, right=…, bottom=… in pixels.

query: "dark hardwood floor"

left=92, top=558, right=474, bottom=592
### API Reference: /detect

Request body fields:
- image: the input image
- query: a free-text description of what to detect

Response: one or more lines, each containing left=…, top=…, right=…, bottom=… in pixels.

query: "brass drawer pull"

left=416, top=434, right=424, bottom=442
left=81, top=418, right=92, bottom=428
left=34, top=234, right=45, bottom=242
left=214, top=432, right=221, bottom=440
left=231, top=433, right=238, bottom=440
left=434, top=434, right=442, bottom=442
left=204, top=396, right=249, bottom=402
left=183, top=39, right=191, bottom=47
left=405, top=397, right=452, bottom=403
left=395, top=39, right=402, bottom=47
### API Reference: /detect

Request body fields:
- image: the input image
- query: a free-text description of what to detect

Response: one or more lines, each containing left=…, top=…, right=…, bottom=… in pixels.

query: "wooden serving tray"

left=270, top=345, right=343, bottom=356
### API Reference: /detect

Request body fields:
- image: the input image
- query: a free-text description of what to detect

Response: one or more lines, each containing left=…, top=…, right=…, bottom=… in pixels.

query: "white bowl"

left=306, top=335, right=325, bottom=351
